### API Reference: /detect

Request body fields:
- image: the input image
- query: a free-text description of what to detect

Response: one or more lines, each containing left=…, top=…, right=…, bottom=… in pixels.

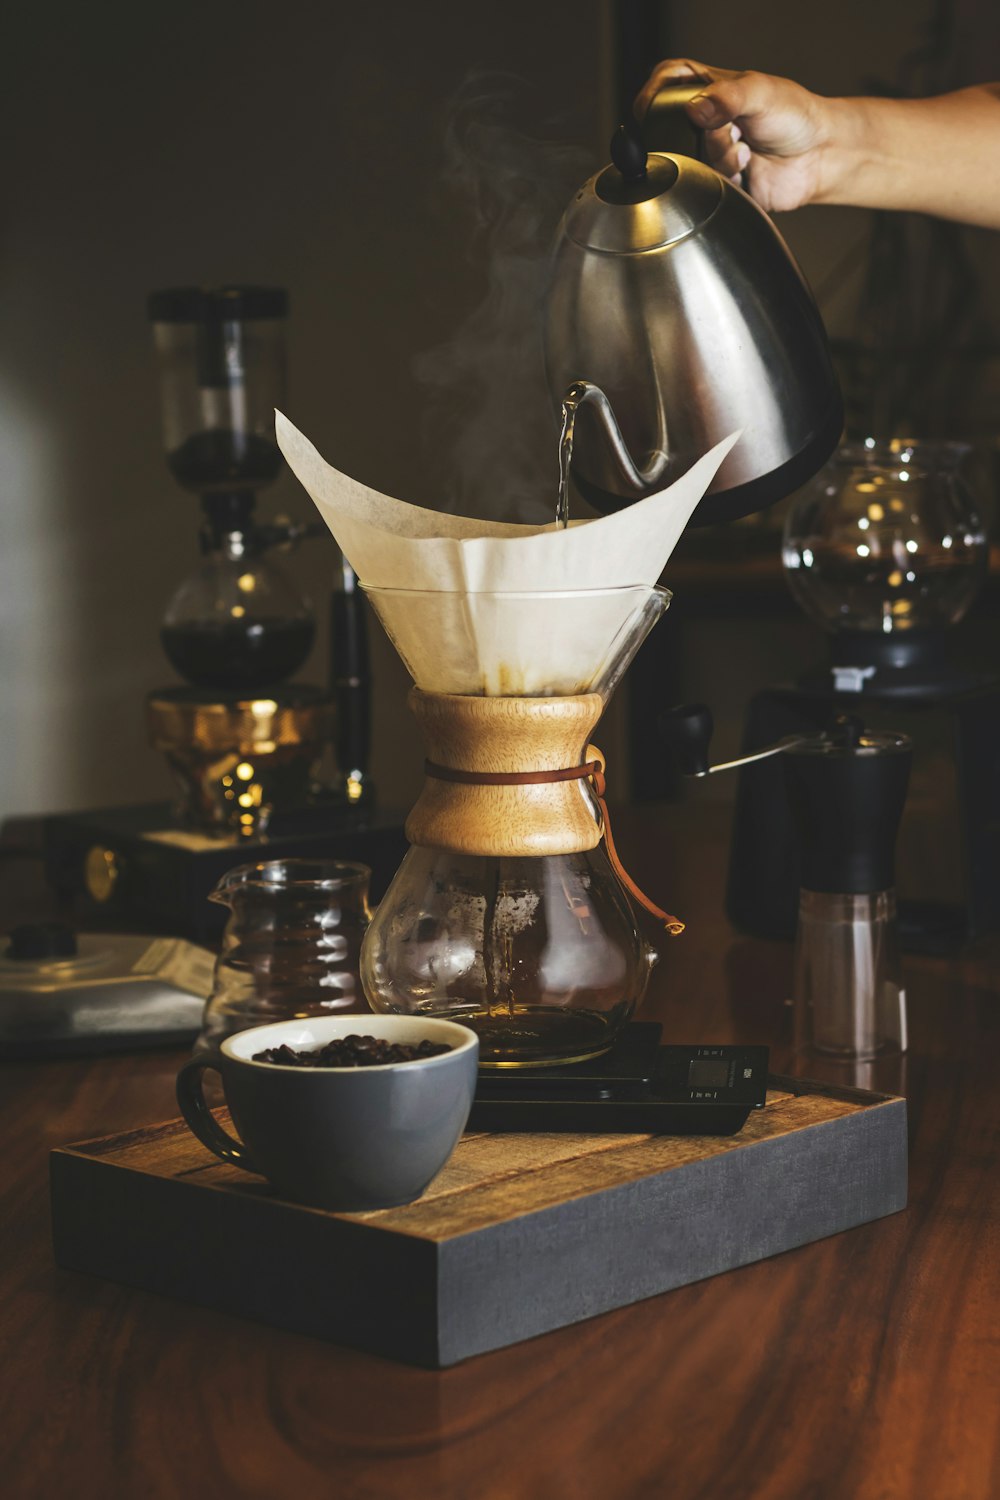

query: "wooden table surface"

left=1, top=802, right=998, bottom=1500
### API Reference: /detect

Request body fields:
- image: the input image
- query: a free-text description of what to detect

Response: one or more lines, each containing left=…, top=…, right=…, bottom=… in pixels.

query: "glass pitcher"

left=198, top=859, right=372, bottom=1051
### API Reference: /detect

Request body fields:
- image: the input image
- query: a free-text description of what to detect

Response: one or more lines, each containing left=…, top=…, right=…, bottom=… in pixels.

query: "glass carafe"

left=362, top=845, right=656, bottom=1067
left=198, top=859, right=372, bottom=1051
left=359, top=585, right=672, bottom=1067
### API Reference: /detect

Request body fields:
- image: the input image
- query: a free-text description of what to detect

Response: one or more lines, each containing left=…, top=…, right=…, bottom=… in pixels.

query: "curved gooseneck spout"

left=558, top=380, right=670, bottom=525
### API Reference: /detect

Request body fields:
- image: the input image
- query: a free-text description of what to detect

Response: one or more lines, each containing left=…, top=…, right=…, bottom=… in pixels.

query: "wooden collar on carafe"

left=423, top=751, right=684, bottom=936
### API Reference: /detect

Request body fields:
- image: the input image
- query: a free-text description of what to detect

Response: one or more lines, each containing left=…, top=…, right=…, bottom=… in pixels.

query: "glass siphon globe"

left=161, top=553, right=314, bottom=691
left=782, top=440, right=988, bottom=637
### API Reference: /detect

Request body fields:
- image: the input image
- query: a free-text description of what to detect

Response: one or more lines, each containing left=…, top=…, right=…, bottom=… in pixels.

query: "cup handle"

left=176, top=1056, right=260, bottom=1174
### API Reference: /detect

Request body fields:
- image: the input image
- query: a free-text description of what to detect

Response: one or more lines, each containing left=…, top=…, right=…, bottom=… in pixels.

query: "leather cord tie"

left=423, top=755, right=685, bottom=936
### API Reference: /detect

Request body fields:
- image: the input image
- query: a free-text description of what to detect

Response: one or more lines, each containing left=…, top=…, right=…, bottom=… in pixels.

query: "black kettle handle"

left=611, top=72, right=712, bottom=180
left=641, top=77, right=709, bottom=160
left=638, top=75, right=749, bottom=190
left=612, top=65, right=728, bottom=183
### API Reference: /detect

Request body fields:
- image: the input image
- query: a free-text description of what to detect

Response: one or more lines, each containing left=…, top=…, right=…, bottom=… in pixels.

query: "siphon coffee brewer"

left=145, top=286, right=334, bottom=838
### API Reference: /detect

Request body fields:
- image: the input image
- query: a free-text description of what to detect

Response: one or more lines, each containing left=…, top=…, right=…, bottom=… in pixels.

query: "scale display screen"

left=687, top=1058, right=731, bottom=1088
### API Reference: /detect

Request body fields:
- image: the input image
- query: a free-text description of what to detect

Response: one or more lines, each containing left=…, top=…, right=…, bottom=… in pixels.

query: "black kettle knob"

left=610, top=122, right=648, bottom=182
left=659, top=702, right=714, bottom=777
left=6, top=922, right=78, bottom=961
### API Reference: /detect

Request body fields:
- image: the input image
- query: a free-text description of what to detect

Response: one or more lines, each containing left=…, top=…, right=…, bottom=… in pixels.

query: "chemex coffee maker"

left=43, top=287, right=405, bottom=940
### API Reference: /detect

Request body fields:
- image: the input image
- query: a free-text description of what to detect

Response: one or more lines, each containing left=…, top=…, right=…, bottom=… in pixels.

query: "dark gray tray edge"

left=49, top=1088, right=908, bottom=1369
left=436, top=1096, right=908, bottom=1364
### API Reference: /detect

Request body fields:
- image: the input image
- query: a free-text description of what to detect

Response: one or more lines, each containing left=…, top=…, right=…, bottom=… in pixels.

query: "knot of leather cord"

left=423, top=754, right=684, bottom=936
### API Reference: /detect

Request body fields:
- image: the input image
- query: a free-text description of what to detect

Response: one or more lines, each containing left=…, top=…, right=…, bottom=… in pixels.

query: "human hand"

left=634, top=59, right=837, bottom=212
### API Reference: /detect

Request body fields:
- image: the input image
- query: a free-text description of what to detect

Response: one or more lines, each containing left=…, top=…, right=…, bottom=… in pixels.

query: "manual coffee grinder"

left=663, top=704, right=911, bottom=1060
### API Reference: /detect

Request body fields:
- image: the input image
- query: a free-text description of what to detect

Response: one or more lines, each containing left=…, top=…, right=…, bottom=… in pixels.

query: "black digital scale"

left=470, top=1024, right=769, bottom=1134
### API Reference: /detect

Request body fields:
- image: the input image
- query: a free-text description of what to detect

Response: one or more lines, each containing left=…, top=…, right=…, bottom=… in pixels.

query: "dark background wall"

left=1, top=0, right=610, bottom=817
left=2, top=0, right=998, bottom=820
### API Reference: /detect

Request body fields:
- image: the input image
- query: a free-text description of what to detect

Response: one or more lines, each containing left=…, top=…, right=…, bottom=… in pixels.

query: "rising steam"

left=412, top=74, right=595, bottom=523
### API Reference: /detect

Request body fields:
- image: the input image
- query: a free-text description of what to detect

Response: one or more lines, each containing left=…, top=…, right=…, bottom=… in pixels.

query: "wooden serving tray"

left=50, top=1078, right=906, bottom=1368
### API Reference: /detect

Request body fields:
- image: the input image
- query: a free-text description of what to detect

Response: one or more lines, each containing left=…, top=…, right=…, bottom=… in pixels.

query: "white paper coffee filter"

left=276, top=411, right=740, bottom=590
left=275, top=411, right=741, bottom=695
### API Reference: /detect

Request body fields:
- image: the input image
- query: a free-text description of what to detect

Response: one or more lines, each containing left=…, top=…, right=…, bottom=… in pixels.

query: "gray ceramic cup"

left=177, top=1015, right=478, bottom=1211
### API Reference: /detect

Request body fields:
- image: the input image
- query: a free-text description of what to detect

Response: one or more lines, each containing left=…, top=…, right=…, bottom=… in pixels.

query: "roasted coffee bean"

left=251, top=1034, right=452, bottom=1068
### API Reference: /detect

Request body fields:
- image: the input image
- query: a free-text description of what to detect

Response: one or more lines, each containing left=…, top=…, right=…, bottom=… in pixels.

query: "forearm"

left=815, top=86, right=1000, bottom=228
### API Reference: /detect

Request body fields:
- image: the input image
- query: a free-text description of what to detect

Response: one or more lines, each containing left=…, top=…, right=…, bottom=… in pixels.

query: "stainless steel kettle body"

left=544, top=142, right=843, bottom=526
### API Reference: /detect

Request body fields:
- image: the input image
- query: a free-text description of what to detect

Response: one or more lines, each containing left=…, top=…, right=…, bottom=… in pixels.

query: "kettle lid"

left=562, top=148, right=724, bottom=255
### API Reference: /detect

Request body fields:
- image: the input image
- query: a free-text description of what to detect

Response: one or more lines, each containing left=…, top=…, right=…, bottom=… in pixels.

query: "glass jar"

left=199, top=859, right=372, bottom=1051
left=793, top=889, right=906, bottom=1061
left=361, top=844, right=657, bottom=1068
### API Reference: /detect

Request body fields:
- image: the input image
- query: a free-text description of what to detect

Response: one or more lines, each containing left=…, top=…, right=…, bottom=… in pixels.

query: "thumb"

left=686, top=73, right=772, bottom=130
left=634, top=58, right=732, bottom=121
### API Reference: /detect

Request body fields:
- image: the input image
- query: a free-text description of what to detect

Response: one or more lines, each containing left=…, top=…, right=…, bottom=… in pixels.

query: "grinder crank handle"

left=659, top=703, right=809, bottom=778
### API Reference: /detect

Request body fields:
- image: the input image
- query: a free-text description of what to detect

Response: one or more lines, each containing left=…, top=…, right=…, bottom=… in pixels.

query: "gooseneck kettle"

left=544, top=80, right=843, bottom=526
